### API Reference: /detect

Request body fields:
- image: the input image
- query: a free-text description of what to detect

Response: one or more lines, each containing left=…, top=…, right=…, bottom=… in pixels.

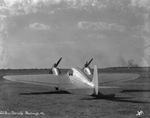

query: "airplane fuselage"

left=69, top=68, right=94, bottom=88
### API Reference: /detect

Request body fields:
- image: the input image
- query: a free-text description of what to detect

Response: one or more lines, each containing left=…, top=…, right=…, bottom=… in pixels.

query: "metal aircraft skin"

left=3, top=58, right=139, bottom=97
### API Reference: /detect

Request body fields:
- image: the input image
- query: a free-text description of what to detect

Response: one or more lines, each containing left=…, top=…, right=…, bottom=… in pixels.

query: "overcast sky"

left=0, top=0, right=150, bottom=69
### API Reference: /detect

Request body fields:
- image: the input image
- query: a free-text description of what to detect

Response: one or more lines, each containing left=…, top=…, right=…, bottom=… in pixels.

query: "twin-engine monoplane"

left=3, top=58, right=139, bottom=97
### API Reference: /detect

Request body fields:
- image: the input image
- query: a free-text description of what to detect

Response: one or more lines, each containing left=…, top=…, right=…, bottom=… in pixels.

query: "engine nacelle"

left=49, top=67, right=61, bottom=90
left=50, top=67, right=61, bottom=75
left=49, top=57, right=62, bottom=90
left=83, top=67, right=92, bottom=75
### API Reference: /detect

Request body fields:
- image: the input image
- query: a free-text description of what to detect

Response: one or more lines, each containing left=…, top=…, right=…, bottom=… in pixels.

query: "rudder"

left=92, top=65, right=98, bottom=95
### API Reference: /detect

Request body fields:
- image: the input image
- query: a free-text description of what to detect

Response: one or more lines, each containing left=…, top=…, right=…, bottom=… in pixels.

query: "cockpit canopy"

left=67, top=69, right=73, bottom=76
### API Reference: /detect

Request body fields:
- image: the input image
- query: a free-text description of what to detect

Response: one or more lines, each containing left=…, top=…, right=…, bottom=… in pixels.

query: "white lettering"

left=136, top=110, right=144, bottom=116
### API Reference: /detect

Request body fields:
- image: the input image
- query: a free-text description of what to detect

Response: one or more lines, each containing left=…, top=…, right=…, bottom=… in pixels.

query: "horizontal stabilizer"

left=99, top=73, right=139, bottom=84
left=98, top=86, right=122, bottom=95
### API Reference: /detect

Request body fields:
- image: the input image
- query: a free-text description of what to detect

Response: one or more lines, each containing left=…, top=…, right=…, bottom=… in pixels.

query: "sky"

left=0, top=0, right=150, bottom=69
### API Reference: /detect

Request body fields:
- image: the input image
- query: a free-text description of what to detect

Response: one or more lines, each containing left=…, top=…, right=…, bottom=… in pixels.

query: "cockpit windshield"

left=67, top=69, right=73, bottom=76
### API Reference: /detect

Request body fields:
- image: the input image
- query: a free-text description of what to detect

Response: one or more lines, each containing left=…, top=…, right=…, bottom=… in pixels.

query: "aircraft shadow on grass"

left=19, top=90, right=70, bottom=95
left=122, top=89, right=150, bottom=93
left=81, top=96, right=150, bottom=104
left=20, top=91, right=150, bottom=104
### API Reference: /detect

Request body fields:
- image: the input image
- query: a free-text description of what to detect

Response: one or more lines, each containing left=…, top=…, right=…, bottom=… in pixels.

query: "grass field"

left=0, top=68, right=150, bottom=118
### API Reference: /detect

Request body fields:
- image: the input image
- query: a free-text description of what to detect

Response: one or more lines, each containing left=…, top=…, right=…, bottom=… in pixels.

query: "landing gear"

left=55, top=87, right=59, bottom=90
left=92, top=94, right=115, bottom=98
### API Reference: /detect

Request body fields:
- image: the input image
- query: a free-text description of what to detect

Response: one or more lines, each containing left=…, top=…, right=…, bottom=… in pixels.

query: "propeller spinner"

left=83, top=58, right=93, bottom=75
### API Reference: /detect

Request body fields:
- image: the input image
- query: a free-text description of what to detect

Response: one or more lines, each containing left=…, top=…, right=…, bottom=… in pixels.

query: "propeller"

left=53, top=57, right=62, bottom=68
left=84, top=58, right=93, bottom=68
left=49, top=57, right=62, bottom=74
left=83, top=58, right=93, bottom=75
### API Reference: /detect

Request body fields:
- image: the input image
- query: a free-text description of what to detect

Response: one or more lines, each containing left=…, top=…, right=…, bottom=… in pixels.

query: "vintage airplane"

left=3, top=58, right=139, bottom=97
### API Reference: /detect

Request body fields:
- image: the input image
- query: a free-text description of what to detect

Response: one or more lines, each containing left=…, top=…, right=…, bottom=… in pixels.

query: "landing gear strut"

left=55, top=87, right=59, bottom=90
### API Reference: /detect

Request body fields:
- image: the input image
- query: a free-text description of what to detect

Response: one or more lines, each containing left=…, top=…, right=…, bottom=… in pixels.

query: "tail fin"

left=92, top=65, right=99, bottom=95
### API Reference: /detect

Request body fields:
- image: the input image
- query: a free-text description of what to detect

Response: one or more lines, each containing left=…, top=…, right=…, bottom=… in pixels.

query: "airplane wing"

left=3, top=74, right=72, bottom=88
left=0, top=69, right=69, bottom=76
left=4, top=74, right=59, bottom=87
left=3, top=71, right=139, bottom=86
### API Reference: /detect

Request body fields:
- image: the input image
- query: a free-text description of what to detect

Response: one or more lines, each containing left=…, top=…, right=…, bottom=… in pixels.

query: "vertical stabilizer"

left=92, top=65, right=99, bottom=95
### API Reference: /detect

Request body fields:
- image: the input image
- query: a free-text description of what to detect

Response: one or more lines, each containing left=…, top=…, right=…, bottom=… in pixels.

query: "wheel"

left=55, top=87, right=59, bottom=90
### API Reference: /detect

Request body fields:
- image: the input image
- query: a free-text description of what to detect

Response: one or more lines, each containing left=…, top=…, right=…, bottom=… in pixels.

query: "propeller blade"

left=88, top=58, right=93, bottom=66
left=84, top=61, right=88, bottom=67
left=55, top=57, right=62, bottom=67
left=84, top=58, right=93, bottom=68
